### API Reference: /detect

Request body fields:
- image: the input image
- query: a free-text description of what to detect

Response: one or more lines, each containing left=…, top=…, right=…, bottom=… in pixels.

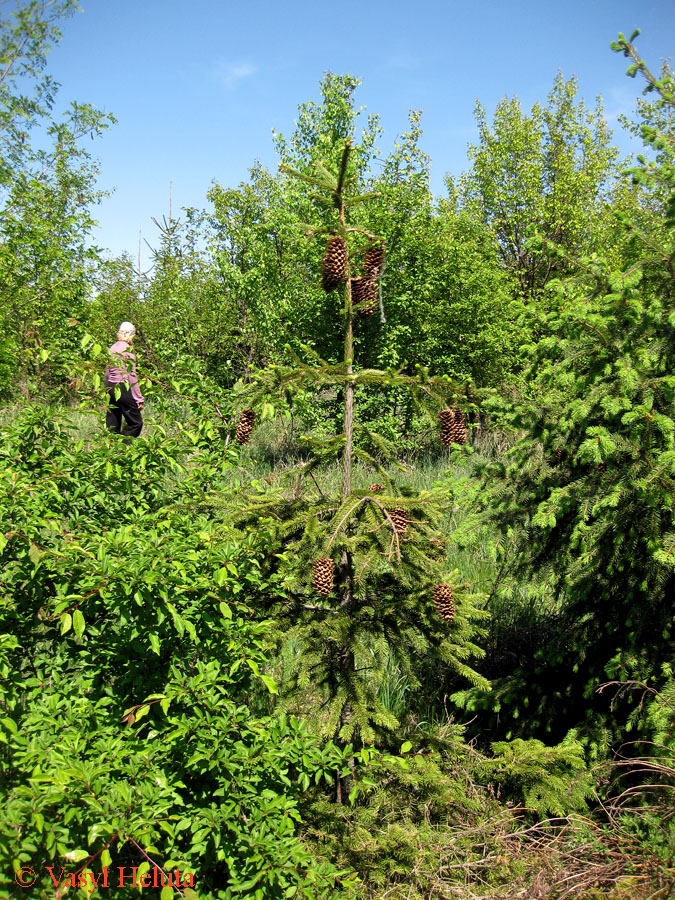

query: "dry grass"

left=342, top=809, right=672, bottom=900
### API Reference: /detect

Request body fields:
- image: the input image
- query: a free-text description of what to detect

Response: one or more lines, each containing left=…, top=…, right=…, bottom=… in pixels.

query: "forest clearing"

left=1, top=2, right=675, bottom=898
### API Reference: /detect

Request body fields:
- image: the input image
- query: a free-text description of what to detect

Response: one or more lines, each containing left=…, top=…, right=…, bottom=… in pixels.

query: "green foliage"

left=456, top=38, right=675, bottom=743
left=204, top=75, right=521, bottom=405
left=304, top=721, right=595, bottom=899
left=0, top=0, right=115, bottom=398
left=0, top=404, right=366, bottom=897
left=386, top=196, right=522, bottom=388
left=460, top=73, right=621, bottom=297
left=485, top=738, right=593, bottom=817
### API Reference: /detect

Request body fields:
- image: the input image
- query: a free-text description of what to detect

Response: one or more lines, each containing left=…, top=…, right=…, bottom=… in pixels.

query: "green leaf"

left=261, top=674, right=278, bottom=695
left=149, top=633, right=161, bottom=655
left=60, top=612, right=72, bottom=635
left=28, top=542, right=42, bottom=566
left=72, top=609, right=85, bottom=638
left=219, top=601, right=232, bottom=619
left=64, top=848, right=89, bottom=862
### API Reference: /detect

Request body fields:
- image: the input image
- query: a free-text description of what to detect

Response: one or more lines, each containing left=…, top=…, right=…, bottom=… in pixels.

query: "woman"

left=105, top=321, right=144, bottom=439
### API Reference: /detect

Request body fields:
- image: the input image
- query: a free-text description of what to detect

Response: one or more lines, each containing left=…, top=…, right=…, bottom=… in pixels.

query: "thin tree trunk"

left=340, top=184, right=354, bottom=503
left=336, top=144, right=357, bottom=802
left=342, top=279, right=354, bottom=501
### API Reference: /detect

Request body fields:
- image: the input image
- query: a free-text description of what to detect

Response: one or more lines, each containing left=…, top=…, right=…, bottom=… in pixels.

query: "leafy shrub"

left=0, top=405, right=363, bottom=898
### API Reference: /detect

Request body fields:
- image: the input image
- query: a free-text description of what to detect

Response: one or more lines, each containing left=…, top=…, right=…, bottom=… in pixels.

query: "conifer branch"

left=279, top=163, right=336, bottom=191
left=325, top=495, right=402, bottom=563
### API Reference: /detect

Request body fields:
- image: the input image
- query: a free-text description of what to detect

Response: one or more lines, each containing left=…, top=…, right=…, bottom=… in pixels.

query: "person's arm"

left=124, top=350, right=145, bottom=405
left=130, top=382, right=144, bottom=405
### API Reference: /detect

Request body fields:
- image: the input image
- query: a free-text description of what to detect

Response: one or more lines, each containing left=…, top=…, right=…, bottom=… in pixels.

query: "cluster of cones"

left=439, top=408, right=467, bottom=447
left=317, top=233, right=454, bottom=622
left=311, top=556, right=456, bottom=625
left=235, top=409, right=256, bottom=445
left=321, top=237, right=384, bottom=318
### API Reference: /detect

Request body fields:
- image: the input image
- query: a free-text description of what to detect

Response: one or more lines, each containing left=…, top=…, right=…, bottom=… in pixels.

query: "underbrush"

left=3, top=401, right=675, bottom=898
left=301, top=717, right=675, bottom=899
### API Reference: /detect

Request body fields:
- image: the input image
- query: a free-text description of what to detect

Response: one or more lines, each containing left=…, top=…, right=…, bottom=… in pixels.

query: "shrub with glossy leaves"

left=0, top=405, right=369, bottom=898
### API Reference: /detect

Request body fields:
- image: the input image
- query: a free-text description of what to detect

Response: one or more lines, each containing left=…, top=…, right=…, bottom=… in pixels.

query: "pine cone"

left=321, top=236, right=348, bottom=292
left=429, top=537, right=446, bottom=556
left=447, top=407, right=467, bottom=445
left=389, top=508, right=410, bottom=535
left=369, top=483, right=385, bottom=492
left=439, top=408, right=455, bottom=447
left=235, top=409, right=256, bottom=445
left=549, top=448, right=563, bottom=467
left=364, top=244, right=385, bottom=277
left=312, top=557, right=334, bottom=596
left=351, top=276, right=378, bottom=317
left=432, top=583, right=456, bottom=622
left=598, top=461, right=607, bottom=472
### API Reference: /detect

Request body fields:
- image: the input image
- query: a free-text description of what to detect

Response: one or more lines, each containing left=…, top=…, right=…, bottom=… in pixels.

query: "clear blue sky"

left=45, top=0, right=674, bottom=266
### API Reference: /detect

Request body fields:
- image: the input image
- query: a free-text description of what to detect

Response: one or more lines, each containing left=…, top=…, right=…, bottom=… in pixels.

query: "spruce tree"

left=218, top=142, right=488, bottom=759
left=455, top=36, right=675, bottom=742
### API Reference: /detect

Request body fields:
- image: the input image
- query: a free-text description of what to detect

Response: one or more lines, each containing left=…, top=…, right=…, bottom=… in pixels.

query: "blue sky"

left=45, top=0, right=674, bottom=266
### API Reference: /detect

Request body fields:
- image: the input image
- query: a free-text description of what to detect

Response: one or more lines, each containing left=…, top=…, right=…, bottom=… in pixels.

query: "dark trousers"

left=106, top=384, right=143, bottom=439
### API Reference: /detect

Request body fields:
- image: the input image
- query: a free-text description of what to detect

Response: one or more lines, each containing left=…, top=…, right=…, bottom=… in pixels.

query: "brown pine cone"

left=312, top=557, right=335, bottom=596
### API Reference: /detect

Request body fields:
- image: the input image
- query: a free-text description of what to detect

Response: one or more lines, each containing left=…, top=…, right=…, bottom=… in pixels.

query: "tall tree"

left=0, top=0, right=114, bottom=397
left=217, top=142, right=489, bottom=771
left=461, top=73, right=619, bottom=298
